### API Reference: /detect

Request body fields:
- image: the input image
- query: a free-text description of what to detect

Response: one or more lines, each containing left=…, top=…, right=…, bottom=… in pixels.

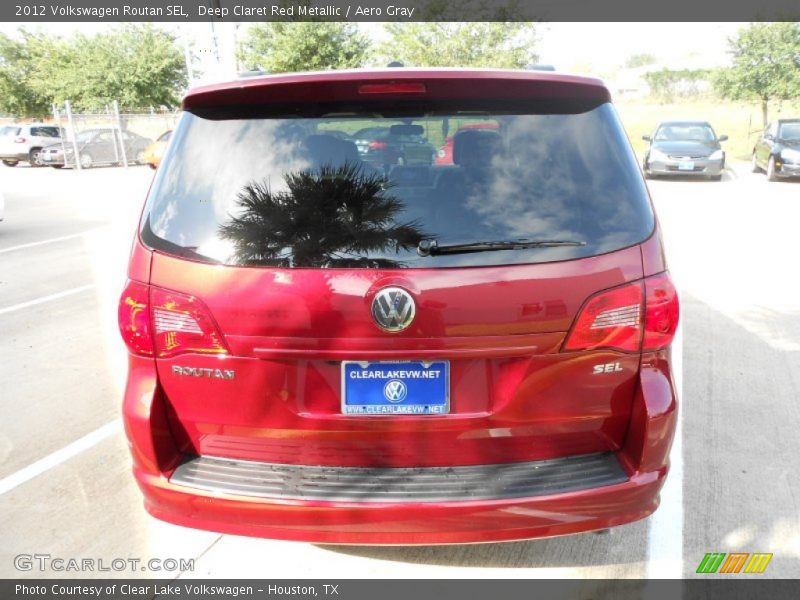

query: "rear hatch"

left=138, top=71, right=655, bottom=467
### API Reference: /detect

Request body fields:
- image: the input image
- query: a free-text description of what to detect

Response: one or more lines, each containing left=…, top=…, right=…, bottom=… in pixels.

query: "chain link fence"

left=44, top=102, right=180, bottom=169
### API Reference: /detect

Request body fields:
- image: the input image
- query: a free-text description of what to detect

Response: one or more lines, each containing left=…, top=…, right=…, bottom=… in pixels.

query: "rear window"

left=1, top=126, right=21, bottom=137
left=141, top=101, right=654, bottom=269
left=655, top=123, right=716, bottom=142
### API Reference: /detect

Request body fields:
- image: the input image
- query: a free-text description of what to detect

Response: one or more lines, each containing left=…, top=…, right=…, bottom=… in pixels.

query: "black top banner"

left=4, top=0, right=800, bottom=22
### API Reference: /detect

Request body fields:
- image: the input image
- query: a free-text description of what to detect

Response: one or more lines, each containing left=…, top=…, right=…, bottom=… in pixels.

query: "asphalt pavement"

left=0, top=162, right=798, bottom=579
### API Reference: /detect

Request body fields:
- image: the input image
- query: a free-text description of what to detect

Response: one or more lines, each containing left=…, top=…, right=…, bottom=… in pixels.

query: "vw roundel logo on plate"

left=371, top=287, right=416, bottom=332
left=383, top=379, right=408, bottom=403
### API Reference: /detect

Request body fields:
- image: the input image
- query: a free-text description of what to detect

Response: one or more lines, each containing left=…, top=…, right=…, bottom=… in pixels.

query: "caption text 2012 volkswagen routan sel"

left=118, top=69, right=679, bottom=544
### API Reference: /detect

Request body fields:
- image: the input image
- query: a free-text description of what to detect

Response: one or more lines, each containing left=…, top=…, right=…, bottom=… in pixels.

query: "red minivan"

left=118, top=69, right=679, bottom=544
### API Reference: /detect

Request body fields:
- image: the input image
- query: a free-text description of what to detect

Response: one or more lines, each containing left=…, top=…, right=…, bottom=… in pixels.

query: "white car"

left=0, top=123, right=62, bottom=167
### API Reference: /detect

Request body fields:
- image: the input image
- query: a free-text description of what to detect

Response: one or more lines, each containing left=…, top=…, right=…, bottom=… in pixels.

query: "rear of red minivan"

left=119, top=69, right=678, bottom=544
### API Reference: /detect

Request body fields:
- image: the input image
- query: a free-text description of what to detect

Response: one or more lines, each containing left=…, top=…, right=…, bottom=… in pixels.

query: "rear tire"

left=50, top=165, right=63, bottom=169
left=2, top=159, right=18, bottom=167
left=29, top=147, right=43, bottom=167
left=135, top=149, right=146, bottom=165
left=79, top=152, right=93, bottom=169
left=767, top=156, right=778, bottom=182
left=709, top=174, right=722, bottom=182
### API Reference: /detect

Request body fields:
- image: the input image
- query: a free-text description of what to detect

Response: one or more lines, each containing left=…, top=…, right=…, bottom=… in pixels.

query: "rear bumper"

left=139, top=464, right=665, bottom=544
left=123, top=351, right=677, bottom=543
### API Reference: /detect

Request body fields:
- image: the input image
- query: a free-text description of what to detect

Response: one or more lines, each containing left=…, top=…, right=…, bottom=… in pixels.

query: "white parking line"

left=0, top=284, right=96, bottom=316
left=0, top=230, right=99, bottom=255
left=0, top=419, right=121, bottom=497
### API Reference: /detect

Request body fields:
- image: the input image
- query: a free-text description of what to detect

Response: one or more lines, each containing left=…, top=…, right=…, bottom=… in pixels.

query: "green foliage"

left=625, top=53, right=657, bottom=69
left=644, top=69, right=712, bottom=102
left=0, top=31, right=56, bottom=118
left=238, top=23, right=370, bottom=73
left=0, top=25, right=186, bottom=117
left=713, top=23, right=800, bottom=125
left=378, top=23, right=538, bottom=68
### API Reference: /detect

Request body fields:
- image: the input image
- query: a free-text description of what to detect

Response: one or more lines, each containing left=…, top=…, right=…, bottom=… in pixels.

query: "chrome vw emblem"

left=383, top=380, right=408, bottom=403
left=371, top=287, right=416, bottom=332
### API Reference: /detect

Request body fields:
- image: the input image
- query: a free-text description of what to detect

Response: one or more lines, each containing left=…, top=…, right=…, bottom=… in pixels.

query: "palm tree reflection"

left=219, top=163, right=428, bottom=268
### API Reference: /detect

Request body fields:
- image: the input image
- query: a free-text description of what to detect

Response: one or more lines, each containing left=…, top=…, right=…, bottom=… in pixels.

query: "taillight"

left=150, top=287, right=228, bottom=358
left=563, top=281, right=643, bottom=352
left=117, top=282, right=229, bottom=358
left=118, top=280, right=153, bottom=356
left=14, top=137, right=26, bottom=144
left=368, top=141, right=388, bottom=150
left=643, top=272, right=680, bottom=350
left=563, top=272, right=679, bottom=353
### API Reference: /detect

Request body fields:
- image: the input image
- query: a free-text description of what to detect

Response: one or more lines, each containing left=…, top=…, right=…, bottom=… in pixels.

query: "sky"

left=0, top=21, right=746, bottom=81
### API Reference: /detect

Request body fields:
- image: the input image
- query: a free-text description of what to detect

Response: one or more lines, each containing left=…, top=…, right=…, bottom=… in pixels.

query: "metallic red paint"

left=120, top=69, right=678, bottom=543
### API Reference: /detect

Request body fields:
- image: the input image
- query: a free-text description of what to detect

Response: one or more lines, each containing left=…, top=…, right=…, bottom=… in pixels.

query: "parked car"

left=751, top=118, right=800, bottom=181
left=354, top=124, right=436, bottom=167
left=39, top=129, right=152, bottom=169
left=0, top=123, right=61, bottom=167
left=118, top=69, right=679, bottom=544
left=143, top=130, right=172, bottom=169
left=435, top=121, right=499, bottom=165
left=642, top=120, right=727, bottom=180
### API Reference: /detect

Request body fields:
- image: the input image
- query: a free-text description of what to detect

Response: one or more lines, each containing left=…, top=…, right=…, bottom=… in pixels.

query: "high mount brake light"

left=563, top=272, right=679, bottom=353
left=358, top=82, right=427, bottom=95
left=118, top=281, right=229, bottom=358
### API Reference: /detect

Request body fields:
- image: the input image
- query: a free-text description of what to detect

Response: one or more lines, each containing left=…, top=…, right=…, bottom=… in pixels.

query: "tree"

left=238, top=23, right=370, bottom=73
left=378, top=23, right=538, bottom=68
left=644, top=69, right=712, bottom=102
left=0, top=25, right=187, bottom=117
left=625, top=53, right=657, bottom=69
left=0, top=31, right=59, bottom=118
left=219, top=164, right=427, bottom=268
left=713, top=23, right=800, bottom=126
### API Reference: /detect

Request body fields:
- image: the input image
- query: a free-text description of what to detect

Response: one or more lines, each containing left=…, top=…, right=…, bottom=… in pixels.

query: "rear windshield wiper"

left=417, top=238, right=586, bottom=257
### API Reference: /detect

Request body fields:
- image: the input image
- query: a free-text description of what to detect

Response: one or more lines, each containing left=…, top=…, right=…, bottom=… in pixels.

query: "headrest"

left=389, top=124, right=424, bottom=137
left=303, top=134, right=360, bottom=168
left=452, top=129, right=502, bottom=166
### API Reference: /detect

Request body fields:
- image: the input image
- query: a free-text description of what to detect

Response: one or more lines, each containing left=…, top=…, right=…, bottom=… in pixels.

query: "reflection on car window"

left=142, top=104, right=654, bottom=269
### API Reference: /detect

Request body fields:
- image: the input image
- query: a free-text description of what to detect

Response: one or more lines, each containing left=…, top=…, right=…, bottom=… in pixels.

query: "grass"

left=615, top=98, right=800, bottom=161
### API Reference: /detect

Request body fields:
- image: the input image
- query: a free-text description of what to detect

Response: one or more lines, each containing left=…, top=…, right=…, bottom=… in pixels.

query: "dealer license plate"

left=341, top=361, right=449, bottom=415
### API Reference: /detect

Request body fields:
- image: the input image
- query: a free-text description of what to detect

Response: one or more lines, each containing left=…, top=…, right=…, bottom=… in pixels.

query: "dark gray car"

left=39, top=129, right=152, bottom=169
left=751, top=119, right=800, bottom=181
left=642, top=121, right=727, bottom=181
